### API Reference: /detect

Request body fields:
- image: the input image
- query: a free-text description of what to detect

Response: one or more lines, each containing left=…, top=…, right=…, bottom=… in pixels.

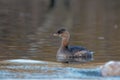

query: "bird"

left=53, top=28, right=94, bottom=63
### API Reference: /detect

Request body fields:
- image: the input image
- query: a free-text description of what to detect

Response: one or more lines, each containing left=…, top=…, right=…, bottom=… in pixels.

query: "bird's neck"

left=61, top=37, right=69, bottom=48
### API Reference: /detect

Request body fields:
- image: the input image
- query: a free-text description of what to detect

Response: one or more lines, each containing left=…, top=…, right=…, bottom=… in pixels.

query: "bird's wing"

left=68, top=46, right=87, bottom=53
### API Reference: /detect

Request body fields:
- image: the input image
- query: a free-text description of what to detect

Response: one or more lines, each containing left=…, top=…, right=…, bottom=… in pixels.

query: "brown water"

left=0, top=26, right=120, bottom=79
left=0, top=0, right=120, bottom=65
left=0, top=26, right=120, bottom=63
left=0, top=0, right=120, bottom=79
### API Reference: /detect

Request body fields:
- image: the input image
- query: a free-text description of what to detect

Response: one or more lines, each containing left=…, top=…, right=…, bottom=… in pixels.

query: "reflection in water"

left=1, top=27, right=120, bottom=63
left=0, top=0, right=120, bottom=63
left=0, top=25, right=120, bottom=63
left=0, top=14, right=120, bottom=78
left=0, top=0, right=120, bottom=79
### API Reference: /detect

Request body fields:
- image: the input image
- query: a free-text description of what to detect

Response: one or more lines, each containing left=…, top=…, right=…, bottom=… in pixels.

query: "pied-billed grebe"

left=53, top=28, right=94, bottom=63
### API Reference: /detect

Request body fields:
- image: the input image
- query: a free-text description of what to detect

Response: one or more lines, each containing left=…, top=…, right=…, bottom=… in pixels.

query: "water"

left=0, top=59, right=109, bottom=79
left=0, top=21, right=120, bottom=79
left=0, top=0, right=120, bottom=79
left=1, top=26, right=120, bottom=62
left=0, top=26, right=120, bottom=79
left=0, top=59, right=120, bottom=80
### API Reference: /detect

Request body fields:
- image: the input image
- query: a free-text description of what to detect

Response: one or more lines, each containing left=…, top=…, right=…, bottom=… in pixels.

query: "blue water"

left=0, top=67, right=101, bottom=79
left=0, top=59, right=120, bottom=80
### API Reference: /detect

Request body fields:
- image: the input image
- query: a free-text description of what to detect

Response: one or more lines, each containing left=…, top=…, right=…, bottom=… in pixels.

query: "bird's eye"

left=57, top=31, right=61, bottom=34
left=57, top=29, right=66, bottom=34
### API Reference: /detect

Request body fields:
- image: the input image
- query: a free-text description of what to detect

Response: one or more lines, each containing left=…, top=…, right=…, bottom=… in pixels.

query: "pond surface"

left=0, top=59, right=120, bottom=80
left=0, top=25, right=120, bottom=79
left=0, top=26, right=120, bottom=62
left=0, top=59, right=117, bottom=80
left=0, top=0, right=120, bottom=79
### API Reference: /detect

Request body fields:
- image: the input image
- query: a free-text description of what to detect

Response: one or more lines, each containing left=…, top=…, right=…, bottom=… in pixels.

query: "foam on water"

left=0, top=59, right=120, bottom=79
left=6, top=59, right=49, bottom=64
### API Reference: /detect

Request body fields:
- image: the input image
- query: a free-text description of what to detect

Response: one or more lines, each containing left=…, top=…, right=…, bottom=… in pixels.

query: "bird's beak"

left=53, top=33, right=59, bottom=36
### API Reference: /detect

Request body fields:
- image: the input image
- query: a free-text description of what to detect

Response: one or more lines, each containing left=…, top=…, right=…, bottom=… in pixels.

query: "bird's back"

left=68, top=46, right=93, bottom=61
left=68, top=46, right=87, bottom=53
